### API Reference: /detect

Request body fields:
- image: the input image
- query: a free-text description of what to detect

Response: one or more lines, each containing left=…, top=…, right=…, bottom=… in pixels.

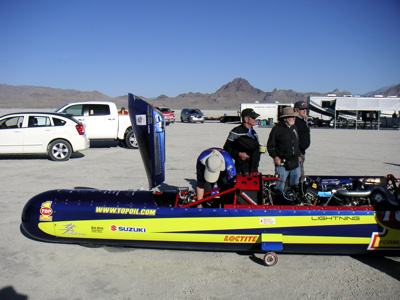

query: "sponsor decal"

left=376, top=211, right=400, bottom=229
left=321, top=179, right=340, bottom=185
left=39, top=201, right=53, bottom=221
left=368, top=210, right=400, bottom=250
left=60, top=223, right=86, bottom=236
left=311, top=216, right=360, bottom=221
left=224, top=235, right=258, bottom=243
left=110, top=225, right=146, bottom=233
left=260, top=218, right=275, bottom=225
left=369, top=211, right=400, bottom=250
left=91, top=226, right=104, bottom=233
left=369, top=229, right=400, bottom=250
left=362, top=178, right=381, bottom=184
left=136, top=114, right=147, bottom=126
left=95, top=207, right=156, bottom=216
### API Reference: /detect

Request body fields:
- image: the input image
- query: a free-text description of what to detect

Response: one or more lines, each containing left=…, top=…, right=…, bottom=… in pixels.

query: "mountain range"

left=0, top=78, right=399, bottom=110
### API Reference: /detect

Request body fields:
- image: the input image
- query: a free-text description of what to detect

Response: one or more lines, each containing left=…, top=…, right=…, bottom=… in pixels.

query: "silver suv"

left=180, top=108, right=205, bottom=123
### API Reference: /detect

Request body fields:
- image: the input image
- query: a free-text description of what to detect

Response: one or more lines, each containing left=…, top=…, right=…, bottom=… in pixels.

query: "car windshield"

left=189, top=109, right=201, bottom=114
left=61, top=105, right=84, bottom=116
left=159, top=108, right=171, bottom=113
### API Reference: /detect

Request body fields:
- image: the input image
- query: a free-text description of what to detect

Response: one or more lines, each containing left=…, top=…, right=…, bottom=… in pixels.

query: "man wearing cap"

left=196, top=148, right=236, bottom=208
left=294, top=101, right=311, bottom=182
left=267, top=106, right=301, bottom=194
left=223, top=108, right=261, bottom=174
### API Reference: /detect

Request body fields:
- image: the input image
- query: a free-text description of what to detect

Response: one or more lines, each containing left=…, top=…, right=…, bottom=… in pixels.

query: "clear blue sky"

left=1, top=0, right=399, bottom=98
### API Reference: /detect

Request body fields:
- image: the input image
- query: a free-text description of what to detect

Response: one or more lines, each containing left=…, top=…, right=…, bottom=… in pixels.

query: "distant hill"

left=363, top=84, right=397, bottom=97
left=381, top=84, right=400, bottom=97
left=148, top=78, right=352, bottom=109
left=0, top=84, right=113, bottom=108
left=0, top=79, right=399, bottom=110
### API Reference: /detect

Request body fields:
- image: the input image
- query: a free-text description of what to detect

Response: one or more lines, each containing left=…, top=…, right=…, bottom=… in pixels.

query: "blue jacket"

left=196, top=148, right=236, bottom=183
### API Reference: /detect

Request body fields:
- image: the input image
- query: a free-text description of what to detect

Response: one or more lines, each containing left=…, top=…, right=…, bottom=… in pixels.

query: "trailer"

left=240, top=102, right=293, bottom=125
left=308, top=95, right=400, bottom=129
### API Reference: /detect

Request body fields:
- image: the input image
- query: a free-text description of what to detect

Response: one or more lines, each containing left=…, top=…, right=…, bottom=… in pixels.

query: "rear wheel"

left=370, top=191, right=386, bottom=207
left=48, top=139, right=72, bottom=161
left=125, top=130, right=138, bottom=149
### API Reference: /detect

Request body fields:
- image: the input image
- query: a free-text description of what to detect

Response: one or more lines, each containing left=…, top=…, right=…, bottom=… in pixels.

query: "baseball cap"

left=241, top=108, right=260, bottom=119
left=294, top=101, right=308, bottom=109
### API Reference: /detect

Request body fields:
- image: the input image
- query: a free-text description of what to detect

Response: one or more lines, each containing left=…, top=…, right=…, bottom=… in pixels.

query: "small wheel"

left=125, top=130, right=138, bottom=149
left=48, top=139, right=72, bottom=161
left=263, top=252, right=278, bottom=266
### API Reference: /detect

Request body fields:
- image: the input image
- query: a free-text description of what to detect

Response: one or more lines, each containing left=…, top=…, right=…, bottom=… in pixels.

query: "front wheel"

left=48, top=139, right=72, bottom=161
left=125, top=130, right=138, bottom=149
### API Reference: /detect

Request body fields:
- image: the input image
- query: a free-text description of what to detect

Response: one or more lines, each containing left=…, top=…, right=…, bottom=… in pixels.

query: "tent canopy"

left=335, top=98, right=400, bottom=112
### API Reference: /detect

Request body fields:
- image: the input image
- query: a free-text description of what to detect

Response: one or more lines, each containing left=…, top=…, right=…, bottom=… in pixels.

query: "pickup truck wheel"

left=125, top=130, right=138, bottom=149
left=48, top=139, right=72, bottom=161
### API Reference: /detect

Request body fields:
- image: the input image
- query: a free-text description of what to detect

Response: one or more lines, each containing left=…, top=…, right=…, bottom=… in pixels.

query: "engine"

left=279, top=175, right=400, bottom=207
left=302, top=177, right=370, bottom=206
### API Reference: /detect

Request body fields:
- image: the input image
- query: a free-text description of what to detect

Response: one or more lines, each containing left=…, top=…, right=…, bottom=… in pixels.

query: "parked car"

left=0, top=112, right=89, bottom=161
left=180, top=108, right=205, bottom=123
left=55, top=101, right=137, bottom=148
left=155, top=106, right=175, bottom=124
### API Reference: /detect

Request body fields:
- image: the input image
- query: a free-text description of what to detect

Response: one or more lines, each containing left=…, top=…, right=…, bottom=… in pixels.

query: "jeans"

left=274, top=164, right=301, bottom=193
left=300, top=153, right=305, bottom=182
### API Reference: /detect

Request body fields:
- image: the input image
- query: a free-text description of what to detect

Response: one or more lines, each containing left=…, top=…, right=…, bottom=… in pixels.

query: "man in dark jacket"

left=224, top=108, right=261, bottom=174
left=294, top=101, right=311, bottom=182
left=267, top=107, right=301, bottom=193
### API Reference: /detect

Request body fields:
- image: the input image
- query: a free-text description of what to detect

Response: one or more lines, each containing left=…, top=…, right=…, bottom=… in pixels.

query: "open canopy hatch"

left=128, top=93, right=165, bottom=189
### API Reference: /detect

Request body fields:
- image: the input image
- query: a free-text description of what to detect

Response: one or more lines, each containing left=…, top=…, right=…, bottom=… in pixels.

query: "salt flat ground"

left=1, top=116, right=399, bottom=299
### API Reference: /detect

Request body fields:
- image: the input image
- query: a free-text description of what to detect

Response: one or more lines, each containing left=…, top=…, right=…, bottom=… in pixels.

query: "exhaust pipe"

left=334, top=189, right=371, bottom=197
left=335, top=186, right=400, bottom=206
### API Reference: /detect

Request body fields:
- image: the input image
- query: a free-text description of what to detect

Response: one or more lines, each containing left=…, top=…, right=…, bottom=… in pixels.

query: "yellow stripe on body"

left=283, top=235, right=371, bottom=245
left=142, top=214, right=376, bottom=232
left=38, top=221, right=258, bottom=243
left=38, top=213, right=376, bottom=245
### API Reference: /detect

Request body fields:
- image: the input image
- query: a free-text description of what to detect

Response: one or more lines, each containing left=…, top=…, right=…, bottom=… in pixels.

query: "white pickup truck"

left=55, top=101, right=137, bottom=148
